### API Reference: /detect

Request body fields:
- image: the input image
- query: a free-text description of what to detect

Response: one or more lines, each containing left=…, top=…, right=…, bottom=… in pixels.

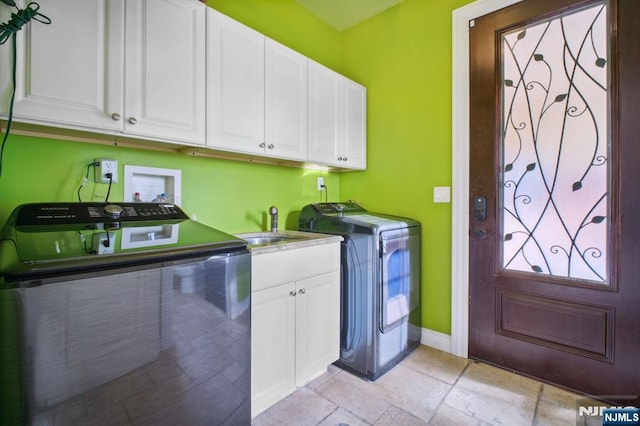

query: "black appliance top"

left=0, top=202, right=247, bottom=282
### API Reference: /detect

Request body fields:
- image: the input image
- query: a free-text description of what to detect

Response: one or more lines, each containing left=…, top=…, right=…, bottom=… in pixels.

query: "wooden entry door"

left=469, top=0, right=640, bottom=403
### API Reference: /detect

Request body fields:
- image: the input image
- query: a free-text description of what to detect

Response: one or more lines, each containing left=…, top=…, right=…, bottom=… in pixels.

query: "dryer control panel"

left=310, top=202, right=366, bottom=215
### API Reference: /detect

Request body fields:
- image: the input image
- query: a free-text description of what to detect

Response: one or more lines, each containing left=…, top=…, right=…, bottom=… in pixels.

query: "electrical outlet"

left=95, top=158, right=118, bottom=183
left=317, top=177, right=325, bottom=191
left=92, top=233, right=116, bottom=255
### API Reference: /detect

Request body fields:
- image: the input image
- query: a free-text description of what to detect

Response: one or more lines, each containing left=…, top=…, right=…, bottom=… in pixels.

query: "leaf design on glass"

left=504, top=233, right=513, bottom=241
left=595, top=57, right=607, bottom=68
left=555, top=94, right=567, bottom=102
left=526, top=163, right=536, bottom=171
left=505, top=163, right=513, bottom=172
left=572, top=181, right=582, bottom=191
left=533, top=53, right=544, bottom=61
left=531, top=265, right=543, bottom=273
left=591, top=216, right=606, bottom=224
left=505, top=79, right=514, bottom=87
left=517, top=30, right=526, bottom=40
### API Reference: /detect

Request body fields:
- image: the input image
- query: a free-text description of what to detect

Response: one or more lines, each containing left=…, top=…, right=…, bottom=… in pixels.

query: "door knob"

left=259, top=142, right=266, bottom=148
left=111, top=113, right=121, bottom=121
left=289, top=290, right=297, bottom=297
left=298, top=288, right=306, bottom=295
left=128, top=117, right=137, bottom=125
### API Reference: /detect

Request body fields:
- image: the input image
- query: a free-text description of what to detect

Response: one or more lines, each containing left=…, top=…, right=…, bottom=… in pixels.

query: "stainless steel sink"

left=243, top=236, right=285, bottom=245
left=241, top=234, right=303, bottom=247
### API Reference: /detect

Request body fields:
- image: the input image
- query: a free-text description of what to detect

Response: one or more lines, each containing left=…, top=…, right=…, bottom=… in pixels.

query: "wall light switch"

left=434, top=186, right=451, bottom=203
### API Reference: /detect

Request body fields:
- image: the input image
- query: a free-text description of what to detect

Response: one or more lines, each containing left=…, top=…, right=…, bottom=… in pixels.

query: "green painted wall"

left=0, top=135, right=337, bottom=233
left=340, top=0, right=473, bottom=334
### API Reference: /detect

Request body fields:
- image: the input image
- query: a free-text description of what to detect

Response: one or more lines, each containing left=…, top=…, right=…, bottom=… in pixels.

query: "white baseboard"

left=420, top=328, right=452, bottom=354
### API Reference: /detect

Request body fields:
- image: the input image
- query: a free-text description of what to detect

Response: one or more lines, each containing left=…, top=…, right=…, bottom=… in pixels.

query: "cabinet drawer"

left=251, top=243, right=339, bottom=292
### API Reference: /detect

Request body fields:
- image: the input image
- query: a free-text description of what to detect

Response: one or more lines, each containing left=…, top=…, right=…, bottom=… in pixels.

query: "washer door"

left=379, top=228, right=420, bottom=333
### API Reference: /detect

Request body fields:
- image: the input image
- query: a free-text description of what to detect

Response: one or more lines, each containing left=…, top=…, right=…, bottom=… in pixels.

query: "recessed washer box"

left=124, top=165, right=182, bottom=204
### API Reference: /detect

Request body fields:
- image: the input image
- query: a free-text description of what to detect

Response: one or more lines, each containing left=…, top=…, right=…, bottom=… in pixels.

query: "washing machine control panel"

left=14, top=202, right=187, bottom=226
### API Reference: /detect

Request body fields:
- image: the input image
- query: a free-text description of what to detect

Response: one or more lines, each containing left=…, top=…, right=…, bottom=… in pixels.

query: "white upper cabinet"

left=0, top=3, right=364, bottom=168
left=207, top=8, right=265, bottom=154
left=265, top=39, right=308, bottom=161
left=0, top=0, right=206, bottom=145
left=124, top=0, right=206, bottom=144
left=308, top=60, right=367, bottom=170
left=0, top=0, right=123, bottom=131
left=342, top=78, right=367, bottom=169
left=207, top=10, right=308, bottom=162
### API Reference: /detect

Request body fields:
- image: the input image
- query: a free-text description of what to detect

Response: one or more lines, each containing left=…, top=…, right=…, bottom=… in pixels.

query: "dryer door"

left=379, top=228, right=420, bottom=333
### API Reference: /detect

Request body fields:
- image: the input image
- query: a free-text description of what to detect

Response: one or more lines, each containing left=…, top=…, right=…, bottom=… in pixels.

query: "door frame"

left=450, top=0, right=523, bottom=358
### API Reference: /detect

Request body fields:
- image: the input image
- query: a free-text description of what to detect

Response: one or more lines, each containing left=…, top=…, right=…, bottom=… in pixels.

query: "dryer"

left=299, top=202, right=421, bottom=380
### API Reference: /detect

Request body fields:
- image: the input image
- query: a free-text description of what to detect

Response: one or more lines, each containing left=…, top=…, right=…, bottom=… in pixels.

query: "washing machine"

left=299, top=202, right=421, bottom=380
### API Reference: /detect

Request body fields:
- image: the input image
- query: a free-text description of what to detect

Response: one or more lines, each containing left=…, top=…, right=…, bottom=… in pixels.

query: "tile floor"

left=252, top=345, right=604, bottom=426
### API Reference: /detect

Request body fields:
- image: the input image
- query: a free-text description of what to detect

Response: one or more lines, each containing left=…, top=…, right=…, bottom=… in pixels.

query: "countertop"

left=234, top=230, right=343, bottom=255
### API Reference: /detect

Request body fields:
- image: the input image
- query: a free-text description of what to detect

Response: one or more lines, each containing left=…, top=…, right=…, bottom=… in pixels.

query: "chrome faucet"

left=269, top=206, right=278, bottom=233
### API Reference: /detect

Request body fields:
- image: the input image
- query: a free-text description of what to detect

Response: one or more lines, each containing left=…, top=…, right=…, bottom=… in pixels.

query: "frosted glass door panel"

left=501, top=2, right=609, bottom=283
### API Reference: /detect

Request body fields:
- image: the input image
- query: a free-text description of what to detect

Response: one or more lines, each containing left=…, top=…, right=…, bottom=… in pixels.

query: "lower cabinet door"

left=295, top=270, right=341, bottom=386
left=251, top=282, right=296, bottom=417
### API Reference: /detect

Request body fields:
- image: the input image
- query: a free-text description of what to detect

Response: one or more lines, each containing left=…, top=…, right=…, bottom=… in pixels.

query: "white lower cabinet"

left=251, top=243, right=340, bottom=418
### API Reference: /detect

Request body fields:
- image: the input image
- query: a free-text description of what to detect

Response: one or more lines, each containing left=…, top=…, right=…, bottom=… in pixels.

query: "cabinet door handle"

left=128, top=117, right=137, bottom=125
left=289, top=290, right=297, bottom=297
left=268, top=144, right=274, bottom=149
left=298, top=288, right=306, bottom=295
left=259, top=142, right=266, bottom=148
left=343, top=157, right=348, bottom=161
left=111, top=113, right=121, bottom=121
left=337, top=156, right=343, bottom=161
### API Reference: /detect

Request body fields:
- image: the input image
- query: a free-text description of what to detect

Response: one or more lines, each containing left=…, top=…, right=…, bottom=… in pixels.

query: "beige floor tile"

left=375, top=405, right=427, bottom=425
left=402, top=345, right=470, bottom=384
left=429, top=403, right=486, bottom=426
left=534, top=400, right=579, bottom=426
left=253, top=387, right=337, bottom=426
left=315, top=370, right=390, bottom=424
left=541, top=384, right=607, bottom=426
left=540, top=384, right=583, bottom=409
left=443, top=362, right=540, bottom=425
left=371, top=364, right=451, bottom=421
left=318, top=407, right=369, bottom=426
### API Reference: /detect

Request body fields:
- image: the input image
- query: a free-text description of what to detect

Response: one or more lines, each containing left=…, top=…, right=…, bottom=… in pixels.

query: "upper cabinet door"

left=265, top=39, right=308, bottom=161
left=125, top=0, right=205, bottom=145
left=308, top=60, right=367, bottom=170
left=308, top=60, right=341, bottom=166
left=207, top=8, right=265, bottom=154
left=342, top=80, right=367, bottom=170
left=0, top=0, right=124, bottom=131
